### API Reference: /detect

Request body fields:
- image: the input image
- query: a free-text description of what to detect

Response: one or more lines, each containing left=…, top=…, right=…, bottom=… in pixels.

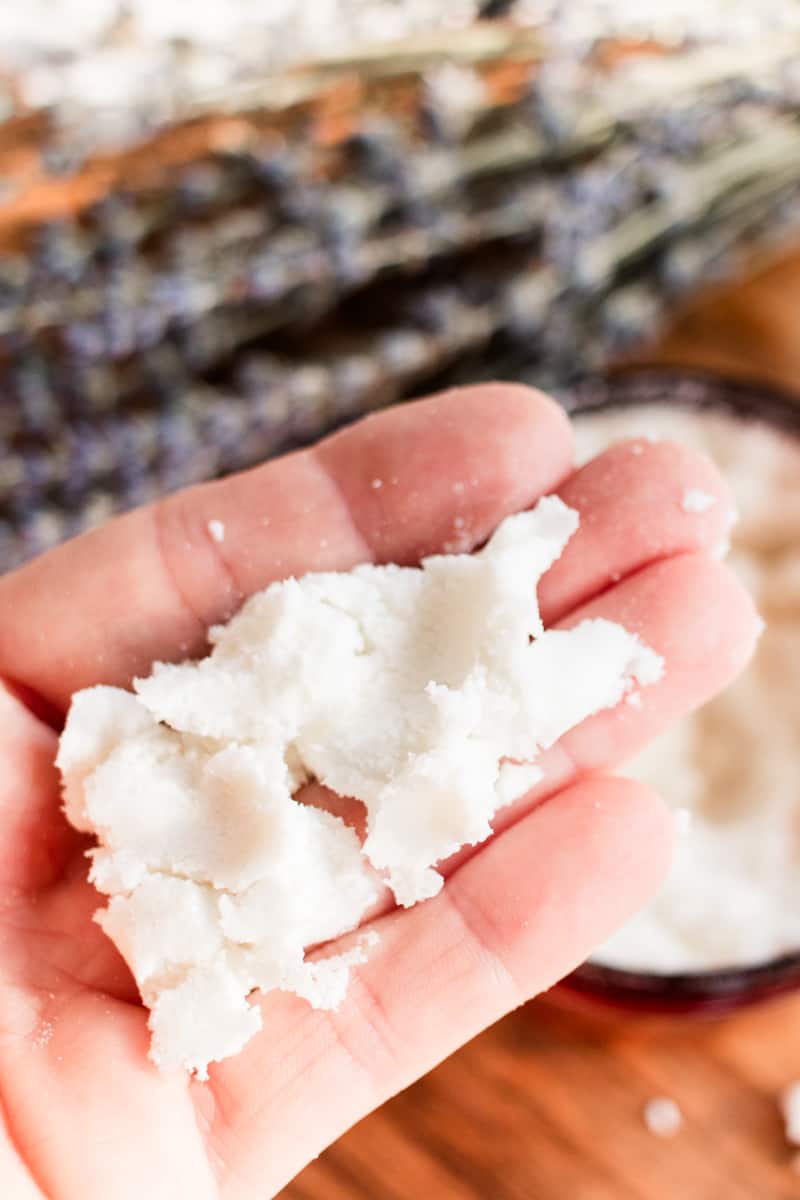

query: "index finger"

left=0, top=384, right=573, bottom=710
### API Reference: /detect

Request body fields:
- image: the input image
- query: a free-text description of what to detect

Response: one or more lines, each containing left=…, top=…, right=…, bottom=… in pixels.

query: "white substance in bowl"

left=575, top=403, right=800, bottom=973
left=58, top=496, right=661, bottom=1076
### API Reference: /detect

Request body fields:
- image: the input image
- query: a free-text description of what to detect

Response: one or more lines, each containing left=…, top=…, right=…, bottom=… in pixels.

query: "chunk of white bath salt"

left=495, top=761, right=544, bottom=807
left=681, top=488, right=716, bottom=514
left=251, top=931, right=381, bottom=1008
left=59, top=495, right=663, bottom=1075
left=90, top=736, right=375, bottom=901
left=55, top=686, right=152, bottom=831
left=207, top=518, right=225, bottom=543
left=269, top=936, right=377, bottom=1011
left=136, top=575, right=371, bottom=742
left=148, top=961, right=263, bottom=1080
left=135, top=497, right=660, bottom=902
left=89, top=847, right=148, bottom=894
left=97, top=876, right=224, bottom=986
left=216, top=808, right=379, bottom=959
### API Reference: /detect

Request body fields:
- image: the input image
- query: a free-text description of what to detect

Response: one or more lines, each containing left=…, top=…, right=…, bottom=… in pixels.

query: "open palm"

left=0, top=385, right=757, bottom=1199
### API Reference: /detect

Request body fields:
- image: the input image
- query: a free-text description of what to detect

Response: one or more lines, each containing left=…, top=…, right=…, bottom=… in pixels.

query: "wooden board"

left=626, top=246, right=800, bottom=398
left=285, top=992, right=800, bottom=1199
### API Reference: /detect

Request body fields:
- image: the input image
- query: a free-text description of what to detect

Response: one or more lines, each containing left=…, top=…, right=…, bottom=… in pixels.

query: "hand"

left=0, top=384, right=758, bottom=1199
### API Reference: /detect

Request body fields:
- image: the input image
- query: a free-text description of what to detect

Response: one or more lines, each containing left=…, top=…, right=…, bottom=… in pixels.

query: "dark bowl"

left=560, top=367, right=800, bottom=1016
left=561, top=955, right=800, bottom=1018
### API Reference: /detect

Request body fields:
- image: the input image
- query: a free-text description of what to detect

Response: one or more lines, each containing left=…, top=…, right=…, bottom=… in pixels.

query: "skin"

left=0, top=384, right=759, bottom=1199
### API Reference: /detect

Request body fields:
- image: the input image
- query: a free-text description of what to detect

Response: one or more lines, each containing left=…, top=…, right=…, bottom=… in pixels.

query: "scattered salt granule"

left=58, top=496, right=662, bottom=1078
left=681, top=488, right=716, bottom=514
left=370, top=478, right=383, bottom=489
left=781, top=1082, right=800, bottom=1146
left=643, top=1097, right=683, bottom=1138
left=33, top=1021, right=54, bottom=1049
left=207, top=519, right=225, bottom=544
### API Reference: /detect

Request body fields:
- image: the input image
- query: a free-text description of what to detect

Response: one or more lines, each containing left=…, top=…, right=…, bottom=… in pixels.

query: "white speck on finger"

left=681, top=489, right=716, bottom=514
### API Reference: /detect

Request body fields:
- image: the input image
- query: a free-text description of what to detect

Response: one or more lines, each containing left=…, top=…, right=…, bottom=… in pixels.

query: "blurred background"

left=3, top=3, right=800, bottom=1197
left=3, top=0, right=800, bottom=569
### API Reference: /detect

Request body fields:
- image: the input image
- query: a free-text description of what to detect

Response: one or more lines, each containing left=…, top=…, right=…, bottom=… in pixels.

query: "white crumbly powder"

left=575, top=403, right=800, bottom=973
left=681, top=488, right=716, bottom=514
left=207, top=519, right=225, bottom=544
left=781, top=1082, right=800, bottom=1146
left=643, top=1096, right=683, bottom=1137
left=58, top=496, right=662, bottom=1076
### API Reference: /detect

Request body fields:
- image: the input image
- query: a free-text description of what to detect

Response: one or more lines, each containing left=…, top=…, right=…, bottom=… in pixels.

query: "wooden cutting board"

left=625, top=244, right=800, bottom=398
left=285, top=992, right=800, bottom=1199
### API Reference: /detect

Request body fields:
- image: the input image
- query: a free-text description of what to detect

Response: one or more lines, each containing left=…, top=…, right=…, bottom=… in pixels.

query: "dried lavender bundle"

left=2, top=26, right=800, bottom=570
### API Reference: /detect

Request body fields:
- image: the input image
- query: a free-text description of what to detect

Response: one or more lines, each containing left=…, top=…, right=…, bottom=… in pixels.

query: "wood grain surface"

left=285, top=994, right=800, bottom=1200
left=285, top=252, right=800, bottom=1200
left=627, top=245, right=800, bottom=397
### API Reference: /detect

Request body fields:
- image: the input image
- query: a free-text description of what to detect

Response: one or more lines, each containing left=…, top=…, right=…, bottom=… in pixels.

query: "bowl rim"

left=565, top=365, right=800, bottom=430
